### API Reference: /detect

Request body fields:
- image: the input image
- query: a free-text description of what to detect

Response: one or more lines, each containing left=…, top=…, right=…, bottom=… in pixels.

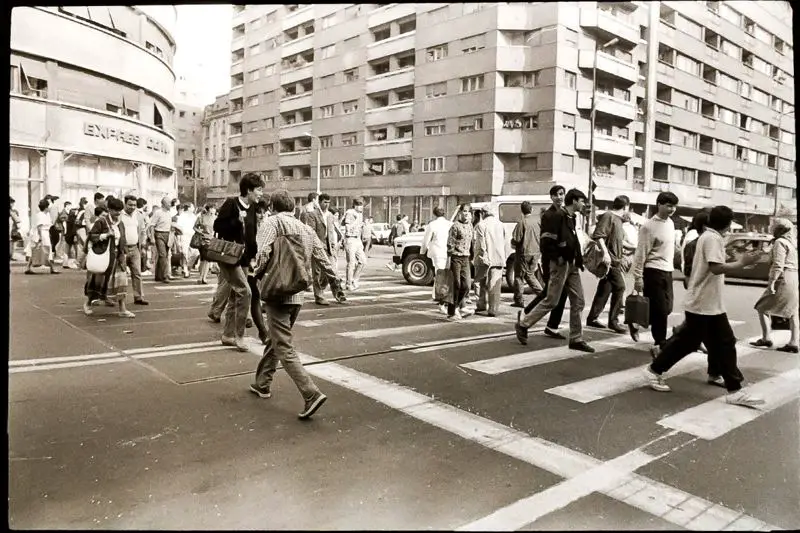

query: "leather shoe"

left=628, top=323, right=640, bottom=342
left=587, top=320, right=606, bottom=329
left=134, top=299, right=150, bottom=306
left=314, top=297, right=330, bottom=306
left=569, top=341, right=595, bottom=353
left=608, top=323, right=626, bottom=334
left=544, top=328, right=566, bottom=340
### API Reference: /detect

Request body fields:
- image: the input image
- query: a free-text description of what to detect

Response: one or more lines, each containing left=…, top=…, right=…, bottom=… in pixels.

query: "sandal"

left=776, top=344, right=799, bottom=353
left=749, top=338, right=773, bottom=348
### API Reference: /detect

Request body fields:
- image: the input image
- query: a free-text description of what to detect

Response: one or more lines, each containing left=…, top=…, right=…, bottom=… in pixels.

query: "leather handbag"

left=203, top=237, right=245, bottom=265
left=624, top=292, right=650, bottom=328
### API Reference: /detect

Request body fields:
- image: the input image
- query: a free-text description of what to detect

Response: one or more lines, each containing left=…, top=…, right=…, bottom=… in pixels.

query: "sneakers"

left=299, top=392, right=327, bottom=419
left=118, top=310, right=136, bottom=318
left=249, top=384, right=271, bottom=399
left=707, top=375, right=726, bottom=388
left=438, top=303, right=448, bottom=315
left=82, top=302, right=93, bottom=316
left=448, top=311, right=463, bottom=322
left=643, top=365, right=671, bottom=392
left=459, top=306, right=475, bottom=318
left=726, top=390, right=765, bottom=409
left=207, top=312, right=221, bottom=323
left=750, top=338, right=773, bottom=348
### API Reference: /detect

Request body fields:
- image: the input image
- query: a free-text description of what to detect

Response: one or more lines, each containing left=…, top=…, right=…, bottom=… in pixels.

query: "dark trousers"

left=447, top=255, right=471, bottom=317
left=524, top=258, right=567, bottom=330
left=652, top=312, right=744, bottom=392
left=643, top=268, right=673, bottom=346
left=247, top=275, right=269, bottom=340
left=513, top=254, right=543, bottom=304
left=154, top=231, right=170, bottom=281
left=588, top=265, right=626, bottom=326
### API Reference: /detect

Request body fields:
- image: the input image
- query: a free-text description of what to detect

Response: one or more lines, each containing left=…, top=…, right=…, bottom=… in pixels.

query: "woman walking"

left=83, top=196, right=135, bottom=319
left=750, top=218, right=799, bottom=353
left=193, top=203, right=217, bottom=284
left=25, top=199, right=60, bottom=275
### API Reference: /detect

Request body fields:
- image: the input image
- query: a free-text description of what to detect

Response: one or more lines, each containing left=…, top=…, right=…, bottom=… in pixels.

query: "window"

left=396, top=87, right=414, bottom=102
left=717, top=106, right=736, bottom=126
left=675, top=54, right=700, bottom=76
left=771, top=96, right=783, bottom=112
left=524, top=113, right=539, bottom=129
left=321, top=44, right=336, bottom=59
left=739, top=113, right=750, bottom=130
left=263, top=144, right=274, bottom=155
left=424, top=120, right=446, bottom=136
left=460, top=75, right=484, bottom=93
left=715, top=140, right=735, bottom=158
left=427, top=45, right=448, bottom=62
left=153, top=104, right=163, bottom=129
left=425, top=82, right=447, bottom=98
left=249, top=44, right=260, bottom=56
left=397, top=53, right=415, bottom=69
left=248, top=69, right=260, bottom=81
left=341, top=132, right=357, bottom=146
left=461, top=34, right=486, bottom=54
left=422, top=157, right=445, bottom=173
left=398, top=18, right=416, bottom=34
left=321, top=166, right=333, bottom=178
left=520, top=156, right=539, bottom=171
left=459, top=115, right=483, bottom=132
left=339, top=163, right=357, bottom=177
left=719, top=4, right=741, bottom=26
left=457, top=154, right=482, bottom=172
left=670, top=165, right=696, bottom=184
left=247, top=96, right=259, bottom=107
left=320, top=105, right=334, bottom=118
left=739, top=81, right=751, bottom=99
left=344, top=69, right=359, bottom=82
left=342, top=100, right=359, bottom=114
left=753, top=56, right=772, bottom=77
left=711, top=173, right=733, bottom=191
left=676, top=14, right=702, bottom=40
left=320, top=136, right=333, bottom=148
left=717, top=72, right=738, bottom=93
left=265, top=117, right=274, bottom=129
left=564, top=70, right=577, bottom=90
left=671, top=128, right=698, bottom=149
left=247, top=146, right=258, bottom=157
left=747, top=180, right=766, bottom=196
left=562, top=112, right=575, bottom=130
left=719, top=39, right=739, bottom=59
left=673, top=90, right=699, bottom=113
left=321, top=13, right=336, bottom=29
left=751, top=88, right=769, bottom=107
left=780, top=130, right=794, bottom=144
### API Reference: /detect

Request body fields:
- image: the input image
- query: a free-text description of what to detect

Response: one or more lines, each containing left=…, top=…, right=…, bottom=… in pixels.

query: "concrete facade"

left=228, top=2, right=795, bottom=225
left=200, top=94, right=236, bottom=203
left=10, top=6, right=179, bottom=231
left=174, top=102, right=204, bottom=203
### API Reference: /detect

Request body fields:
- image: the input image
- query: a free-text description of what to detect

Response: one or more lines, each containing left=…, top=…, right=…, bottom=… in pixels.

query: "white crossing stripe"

left=344, top=290, right=432, bottom=302
left=10, top=357, right=129, bottom=373
left=339, top=316, right=501, bottom=339
left=546, top=342, right=762, bottom=404
left=408, top=328, right=546, bottom=353
left=461, top=340, right=627, bottom=375
left=658, top=368, right=800, bottom=440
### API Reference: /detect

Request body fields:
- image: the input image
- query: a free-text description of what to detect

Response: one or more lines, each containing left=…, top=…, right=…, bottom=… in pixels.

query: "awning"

left=122, top=87, right=140, bottom=112
left=19, top=58, right=48, bottom=82
left=88, top=6, right=114, bottom=30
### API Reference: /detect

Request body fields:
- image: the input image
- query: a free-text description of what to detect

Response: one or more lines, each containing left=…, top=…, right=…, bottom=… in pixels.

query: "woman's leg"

left=758, top=311, right=771, bottom=341
left=789, top=314, right=799, bottom=347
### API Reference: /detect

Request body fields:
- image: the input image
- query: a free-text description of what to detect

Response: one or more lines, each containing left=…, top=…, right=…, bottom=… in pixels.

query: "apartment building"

left=230, top=2, right=795, bottom=226
left=200, top=94, right=236, bottom=202
left=174, top=102, right=204, bottom=202
left=10, top=6, right=178, bottom=231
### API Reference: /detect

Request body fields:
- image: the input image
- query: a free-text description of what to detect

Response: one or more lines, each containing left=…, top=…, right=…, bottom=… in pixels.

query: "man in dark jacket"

left=210, top=172, right=264, bottom=351
left=515, top=188, right=595, bottom=353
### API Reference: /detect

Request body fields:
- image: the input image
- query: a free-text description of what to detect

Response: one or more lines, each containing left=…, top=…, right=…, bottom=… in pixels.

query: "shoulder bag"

left=258, top=217, right=312, bottom=302
left=203, top=209, right=246, bottom=266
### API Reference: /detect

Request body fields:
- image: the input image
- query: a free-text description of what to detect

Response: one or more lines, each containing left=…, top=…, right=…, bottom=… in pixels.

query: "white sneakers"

left=643, top=365, right=671, bottom=392
left=725, top=390, right=766, bottom=408
left=438, top=303, right=448, bottom=315
left=644, top=366, right=765, bottom=409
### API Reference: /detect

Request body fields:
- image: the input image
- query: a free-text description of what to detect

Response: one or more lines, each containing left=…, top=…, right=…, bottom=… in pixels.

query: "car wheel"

left=505, top=258, right=516, bottom=290
left=402, top=253, right=434, bottom=286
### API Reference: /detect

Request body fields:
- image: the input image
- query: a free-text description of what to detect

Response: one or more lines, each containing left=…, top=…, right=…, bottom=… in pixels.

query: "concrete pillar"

left=136, top=164, right=150, bottom=200
left=44, top=149, right=63, bottom=197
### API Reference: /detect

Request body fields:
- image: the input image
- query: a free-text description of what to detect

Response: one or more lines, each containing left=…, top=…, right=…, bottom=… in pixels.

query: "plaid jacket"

left=254, top=213, right=338, bottom=304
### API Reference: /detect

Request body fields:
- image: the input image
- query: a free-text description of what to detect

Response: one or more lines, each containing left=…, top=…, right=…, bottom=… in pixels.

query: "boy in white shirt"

left=644, top=205, right=764, bottom=408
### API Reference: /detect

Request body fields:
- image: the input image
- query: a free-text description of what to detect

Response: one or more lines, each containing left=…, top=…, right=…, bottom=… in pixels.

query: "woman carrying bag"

left=83, top=196, right=135, bottom=319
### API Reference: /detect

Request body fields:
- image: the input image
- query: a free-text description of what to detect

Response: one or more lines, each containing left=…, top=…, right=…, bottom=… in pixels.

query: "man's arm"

left=707, top=238, right=757, bottom=276
left=510, top=220, right=523, bottom=249
left=631, top=223, right=652, bottom=281
left=539, top=210, right=561, bottom=260
left=420, top=223, right=434, bottom=255
left=592, top=213, right=612, bottom=260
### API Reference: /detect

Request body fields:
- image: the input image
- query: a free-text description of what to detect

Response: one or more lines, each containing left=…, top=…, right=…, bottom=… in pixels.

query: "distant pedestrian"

left=25, top=198, right=59, bottom=275
left=10, top=197, right=22, bottom=261
left=343, top=197, right=367, bottom=290
left=510, top=201, right=543, bottom=308
left=445, top=204, right=474, bottom=321
left=473, top=205, right=506, bottom=317
left=300, top=193, right=342, bottom=306
left=361, top=216, right=374, bottom=256
left=421, top=205, right=452, bottom=310
left=193, top=203, right=217, bottom=284
left=385, top=214, right=406, bottom=271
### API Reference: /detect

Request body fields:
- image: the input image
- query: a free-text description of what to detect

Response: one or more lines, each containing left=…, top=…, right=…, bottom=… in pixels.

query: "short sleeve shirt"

left=683, top=228, right=726, bottom=315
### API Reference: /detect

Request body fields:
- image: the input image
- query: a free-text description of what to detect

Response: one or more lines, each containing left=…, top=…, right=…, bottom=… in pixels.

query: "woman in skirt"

left=83, top=196, right=135, bottom=319
left=750, top=218, right=798, bottom=353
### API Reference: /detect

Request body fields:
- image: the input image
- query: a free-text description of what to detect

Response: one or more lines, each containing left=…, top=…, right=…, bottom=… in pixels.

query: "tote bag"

left=86, top=218, right=111, bottom=274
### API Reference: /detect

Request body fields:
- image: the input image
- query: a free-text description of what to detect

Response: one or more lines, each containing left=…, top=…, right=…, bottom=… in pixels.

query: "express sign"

left=83, top=123, right=170, bottom=155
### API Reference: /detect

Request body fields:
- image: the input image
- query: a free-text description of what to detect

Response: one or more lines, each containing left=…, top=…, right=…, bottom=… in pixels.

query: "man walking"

left=120, top=194, right=149, bottom=306
left=342, top=197, right=367, bottom=290
left=644, top=205, right=763, bottom=408
left=586, top=195, right=630, bottom=333
left=446, top=204, right=475, bottom=321
left=631, top=192, right=679, bottom=346
left=385, top=213, right=407, bottom=271
left=149, top=197, right=174, bottom=283
left=250, top=190, right=345, bottom=419
left=421, top=206, right=453, bottom=311
left=511, top=201, right=543, bottom=308
left=523, top=185, right=569, bottom=340
left=212, top=173, right=264, bottom=351
left=515, top=189, right=594, bottom=353
left=474, top=206, right=506, bottom=317
left=300, top=192, right=341, bottom=306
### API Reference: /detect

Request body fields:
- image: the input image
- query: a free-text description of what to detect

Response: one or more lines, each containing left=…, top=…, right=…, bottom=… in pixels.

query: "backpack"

left=258, top=218, right=312, bottom=302
left=682, top=238, right=699, bottom=278
left=583, top=239, right=610, bottom=278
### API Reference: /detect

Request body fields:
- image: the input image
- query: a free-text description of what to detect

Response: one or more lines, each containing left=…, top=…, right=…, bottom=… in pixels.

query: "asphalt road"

left=9, top=246, right=799, bottom=530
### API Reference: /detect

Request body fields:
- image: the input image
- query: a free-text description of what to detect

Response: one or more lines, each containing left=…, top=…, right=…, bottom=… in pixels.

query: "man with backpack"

left=250, top=190, right=345, bottom=419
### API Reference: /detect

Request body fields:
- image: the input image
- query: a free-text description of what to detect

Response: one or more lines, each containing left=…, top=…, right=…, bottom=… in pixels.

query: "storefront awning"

left=88, top=6, right=114, bottom=30
left=20, top=58, right=48, bottom=82
left=122, top=87, right=140, bottom=111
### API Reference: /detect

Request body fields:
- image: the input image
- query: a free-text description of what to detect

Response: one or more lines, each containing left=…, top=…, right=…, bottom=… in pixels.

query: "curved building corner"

left=10, top=6, right=179, bottom=230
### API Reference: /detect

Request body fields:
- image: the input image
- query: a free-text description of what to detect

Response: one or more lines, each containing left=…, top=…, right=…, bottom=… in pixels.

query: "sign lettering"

left=83, top=123, right=170, bottom=155
left=503, top=119, right=523, bottom=129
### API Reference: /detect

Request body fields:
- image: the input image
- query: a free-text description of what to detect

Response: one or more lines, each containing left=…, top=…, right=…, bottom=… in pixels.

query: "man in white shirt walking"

left=473, top=206, right=506, bottom=317
left=120, top=194, right=149, bottom=305
left=631, top=192, right=679, bottom=346
left=645, top=205, right=764, bottom=408
left=421, top=206, right=453, bottom=311
left=343, top=197, right=367, bottom=290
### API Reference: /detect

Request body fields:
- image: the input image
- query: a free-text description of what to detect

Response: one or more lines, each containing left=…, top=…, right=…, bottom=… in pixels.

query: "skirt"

left=754, top=272, right=799, bottom=319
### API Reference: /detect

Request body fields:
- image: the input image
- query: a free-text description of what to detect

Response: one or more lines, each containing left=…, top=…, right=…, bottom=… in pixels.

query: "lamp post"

left=191, top=148, right=198, bottom=207
left=773, top=108, right=794, bottom=217
left=304, top=132, right=321, bottom=195
left=587, top=37, right=620, bottom=230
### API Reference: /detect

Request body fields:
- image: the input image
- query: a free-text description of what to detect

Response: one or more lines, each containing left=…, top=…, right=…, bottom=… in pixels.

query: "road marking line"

left=9, top=357, right=129, bottom=373
left=338, top=316, right=501, bottom=339
left=122, top=340, right=223, bottom=355
left=657, top=368, right=800, bottom=440
left=344, top=290, right=432, bottom=302
left=461, top=340, right=626, bottom=375
left=391, top=332, right=517, bottom=351
left=131, top=345, right=231, bottom=360
left=9, top=351, right=124, bottom=367
left=295, top=310, right=409, bottom=328
left=153, top=283, right=218, bottom=291
left=408, top=328, right=546, bottom=353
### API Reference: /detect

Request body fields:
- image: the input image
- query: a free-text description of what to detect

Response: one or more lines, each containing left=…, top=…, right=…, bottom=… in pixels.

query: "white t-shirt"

left=33, top=211, right=52, bottom=247
left=683, top=228, right=726, bottom=315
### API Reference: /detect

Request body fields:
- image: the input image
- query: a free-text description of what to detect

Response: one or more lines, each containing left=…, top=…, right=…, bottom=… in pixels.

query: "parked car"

left=724, top=232, right=772, bottom=283
left=370, top=222, right=391, bottom=245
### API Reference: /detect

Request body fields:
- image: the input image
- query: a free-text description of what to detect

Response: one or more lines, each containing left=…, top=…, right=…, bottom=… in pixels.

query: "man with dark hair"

left=522, top=185, right=569, bottom=339
left=511, top=200, right=543, bottom=308
left=515, top=188, right=594, bottom=353
left=120, top=194, right=149, bottom=305
left=148, top=197, right=175, bottom=283
left=645, top=205, right=764, bottom=408
left=587, top=195, right=630, bottom=333
left=300, top=192, right=342, bottom=305
left=210, top=172, right=264, bottom=351
left=342, top=196, right=367, bottom=290
left=631, top=191, right=679, bottom=346
left=251, top=189, right=345, bottom=419
left=446, top=204, right=474, bottom=320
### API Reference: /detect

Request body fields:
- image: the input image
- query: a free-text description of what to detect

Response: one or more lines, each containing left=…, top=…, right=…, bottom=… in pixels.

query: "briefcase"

left=624, top=293, right=650, bottom=328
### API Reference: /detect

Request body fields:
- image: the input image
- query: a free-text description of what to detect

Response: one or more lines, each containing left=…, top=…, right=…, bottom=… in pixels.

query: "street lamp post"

left=304, top=132, right=321, bottom=195
left=191, top=148, right=198, bottom=207
left=587, top=37, right=619, bottom=230
left=773, top=108, right=794, bottom=217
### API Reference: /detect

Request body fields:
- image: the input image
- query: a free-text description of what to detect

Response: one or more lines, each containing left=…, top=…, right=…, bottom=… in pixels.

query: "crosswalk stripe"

left=545, top=341, right=763, bottom=404
left=407, top=328, right=546, bottom=353
left=344, top=290, right=432, bottom=302
left=339, top=316, right=501, bottom=339
left=461, top=341, right=624, bottom=375
left=657, top=368, right=800, bottom=440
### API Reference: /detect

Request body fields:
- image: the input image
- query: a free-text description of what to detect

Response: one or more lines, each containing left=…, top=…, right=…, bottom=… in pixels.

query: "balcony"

left=367, top=31, right=416, bottom=62
left=281, top=5, right=314, bottom=30
left=578, top=50, right=638, bottom=84
left=280, top=93, right=313, bottom=113
left=228, top=110, right=243, bottom=125
left=278, top=150, right=311, bottom=167
left=230, top=60, right=244, bottom=76
left=228, top=134, right=243, bottom=148
left=281, top=34, right=314, bottom=59
left=495, top=87, right=528, bottom=113
left=280, top=63, right=314, bottom=86
left=364, top=102, right=413, bottom=126
left=496, top=46, right=529, bottom=71
left=576, top=92, right=637, bottom=121
left=278, top=120, right=312, bottom=139
left=364, top=138, right=412, bottom=160
left=493, top=129, right=523, bottom=153
left=365, top=67, right=414, bottom=94
left=368, top=3, right=415, bottom=28
left=575, top=131, right=634, bottom=159
left=497, top=3, right=530, bottom=30
left=231, top=35, right=244, bottom=52
left=229, top=85, right=243, bottom=101
left=580, top=5, right=639, bottom=45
